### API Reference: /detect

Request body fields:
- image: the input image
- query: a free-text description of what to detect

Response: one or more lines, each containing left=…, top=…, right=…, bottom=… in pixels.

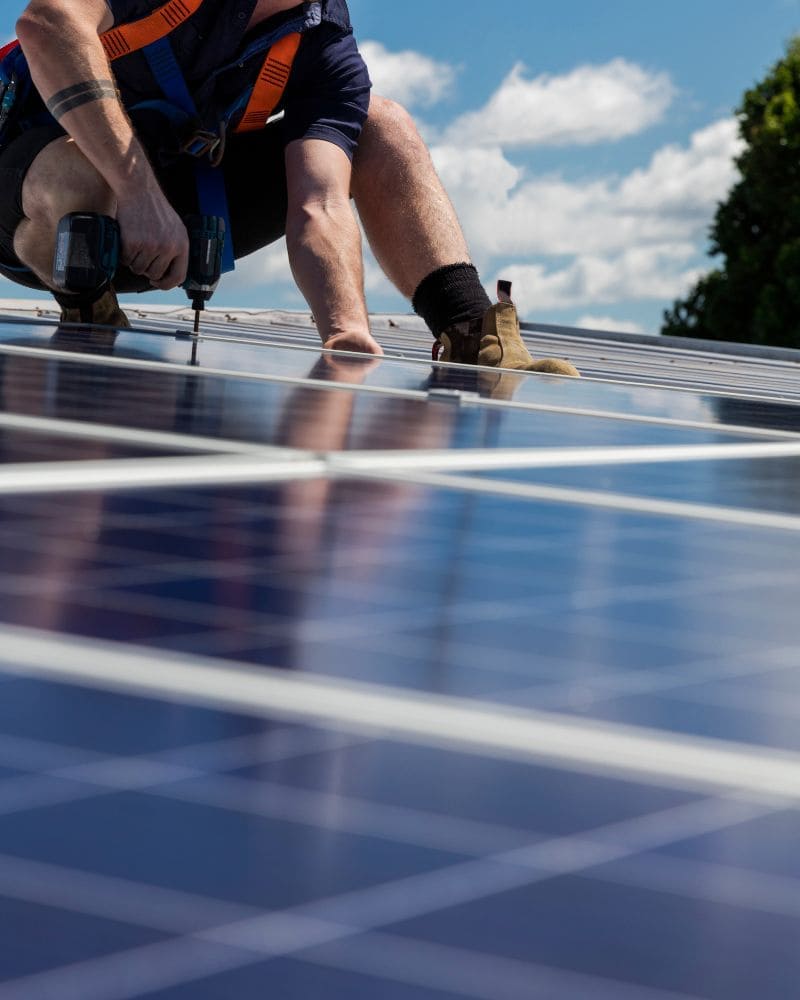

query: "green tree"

left=663, top=38, right=800, bottom=347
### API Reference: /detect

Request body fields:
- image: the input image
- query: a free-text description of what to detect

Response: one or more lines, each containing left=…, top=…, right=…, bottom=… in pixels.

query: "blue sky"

left=3, top=0, right=800, bottom=333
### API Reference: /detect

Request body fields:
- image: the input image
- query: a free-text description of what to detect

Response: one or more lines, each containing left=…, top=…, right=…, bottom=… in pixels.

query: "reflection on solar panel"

left=0, top=299, right=799, bottom=999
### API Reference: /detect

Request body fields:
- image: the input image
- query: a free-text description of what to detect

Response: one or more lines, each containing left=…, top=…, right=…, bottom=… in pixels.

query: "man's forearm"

left=16, top=4, right=156, bottom=198
left=286, top=197, right=371, bottom=343
left=16, top=2, right=189, bottom=287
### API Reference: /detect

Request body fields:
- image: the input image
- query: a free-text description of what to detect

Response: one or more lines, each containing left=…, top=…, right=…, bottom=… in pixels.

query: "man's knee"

left=361, top=94, right=423, bottom=151
left=354, top=94, right=430, bottom=197
left=21, top=137, right=112, bottom=225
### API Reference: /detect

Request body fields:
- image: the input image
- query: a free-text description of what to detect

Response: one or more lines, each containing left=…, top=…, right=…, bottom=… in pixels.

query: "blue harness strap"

left=143, top=37, right=235, bottom=274
left=0, top=44, right=41, bottom=149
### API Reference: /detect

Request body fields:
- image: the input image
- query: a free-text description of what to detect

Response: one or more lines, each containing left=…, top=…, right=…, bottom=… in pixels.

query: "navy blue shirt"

left=103, top=0, right=371, bottom=158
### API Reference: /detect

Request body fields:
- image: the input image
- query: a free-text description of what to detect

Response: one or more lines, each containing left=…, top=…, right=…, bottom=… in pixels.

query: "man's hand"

left=324, top=331, right=383, bottom=355
left=117, top=186, right=189, bottom=289
left=285, top=138, right=381, bottom=355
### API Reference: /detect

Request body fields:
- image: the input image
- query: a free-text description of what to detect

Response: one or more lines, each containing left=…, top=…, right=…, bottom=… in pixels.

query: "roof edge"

left=527, top=321, right=800, bottom=365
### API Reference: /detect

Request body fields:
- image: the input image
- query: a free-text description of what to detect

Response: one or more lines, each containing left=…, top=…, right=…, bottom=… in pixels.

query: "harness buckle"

left=181, top=129, right=222, bottom=161
left=181, top=121, right=227, bottom=167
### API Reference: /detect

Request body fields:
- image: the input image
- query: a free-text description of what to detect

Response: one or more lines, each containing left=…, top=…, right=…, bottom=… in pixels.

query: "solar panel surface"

left=0, top=302, right=799, bottom=999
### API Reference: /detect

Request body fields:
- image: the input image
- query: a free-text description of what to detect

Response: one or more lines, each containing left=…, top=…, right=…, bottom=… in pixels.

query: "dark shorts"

left=0, top=121, right=291, bottom=293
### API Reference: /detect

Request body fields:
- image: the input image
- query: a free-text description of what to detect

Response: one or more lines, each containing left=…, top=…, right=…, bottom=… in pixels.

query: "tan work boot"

left=58, top=287, right=130, bottom=329
left=434, top=281, right=580, bottom=377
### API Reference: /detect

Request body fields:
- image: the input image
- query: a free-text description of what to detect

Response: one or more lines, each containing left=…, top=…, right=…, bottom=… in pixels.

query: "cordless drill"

left=53, top=212, right=226, bottom=334
left=182, top=214, right=226, bottom=334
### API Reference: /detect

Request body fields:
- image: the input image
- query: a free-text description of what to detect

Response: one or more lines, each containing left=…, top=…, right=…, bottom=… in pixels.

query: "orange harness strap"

left=100, top=1, right=301, bottom=135
left=100, top=0, right=205, bottom=60
left=234, top=32, right=301, bottom=133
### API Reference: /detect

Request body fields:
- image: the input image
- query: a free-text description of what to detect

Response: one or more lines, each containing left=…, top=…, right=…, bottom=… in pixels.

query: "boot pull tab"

left=497, top=280, right=513, bottom=304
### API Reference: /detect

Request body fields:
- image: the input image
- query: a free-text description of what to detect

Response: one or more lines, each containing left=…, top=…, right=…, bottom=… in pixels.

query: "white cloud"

left=494, top=244, right=706, bottom=318
left=431, top=118, right=742, bottom=260
left=443, top=59, right=676, bottom=149
left=362, top=254, right=396, bottom=297
left=227, top=239, right=292, bottom=287
left=225, top=239, right=303, bottom=305
left=360, top=40, right=457, bottom=109
left=618, top=118, right=743, bottom=215
left=428, top=145, right=523, bottom=202
left=576, top=315, right=648, bottom=335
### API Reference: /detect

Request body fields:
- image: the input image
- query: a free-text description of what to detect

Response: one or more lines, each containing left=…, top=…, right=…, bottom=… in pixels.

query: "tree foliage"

left=662, top=39, right=800, bottom=347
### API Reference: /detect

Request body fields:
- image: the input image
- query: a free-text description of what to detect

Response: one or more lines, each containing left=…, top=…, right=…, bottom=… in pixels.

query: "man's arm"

left=15, top=0, right=188, bottom=288
left=285, top=137, right=381, bottom=355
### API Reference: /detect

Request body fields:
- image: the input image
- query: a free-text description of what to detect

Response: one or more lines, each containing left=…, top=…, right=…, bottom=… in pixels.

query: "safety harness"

left=0, top=0, right=306, bottom=275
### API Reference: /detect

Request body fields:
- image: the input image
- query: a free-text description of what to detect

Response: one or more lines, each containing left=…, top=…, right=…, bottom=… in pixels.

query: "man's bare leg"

left=351, top=96, right=580, bottom=378
left=351, top=94, right=495, bottom=350
left=351, top=95, right=471, bottom=298
left=14, top=136, right=115, bottom=289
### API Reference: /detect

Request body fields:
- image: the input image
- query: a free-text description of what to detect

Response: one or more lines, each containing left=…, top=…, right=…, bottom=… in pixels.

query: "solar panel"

left=0, top=304, right=799, bottom=999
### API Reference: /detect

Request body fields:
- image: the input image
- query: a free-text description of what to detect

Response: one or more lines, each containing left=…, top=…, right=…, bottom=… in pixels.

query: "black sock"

left=412, top=263, right=491, bottom=338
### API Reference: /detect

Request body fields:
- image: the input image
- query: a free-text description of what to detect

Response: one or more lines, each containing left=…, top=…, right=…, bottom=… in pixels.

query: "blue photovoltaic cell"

left=0, top=311, right=799, bottom=999
left=656, top=807, right=800, bottom=879
left=148, top=958, right=475, bottom=1000
left=0, top=896, right=167, bottom=980
left=381, top=873, right=800, bottom=998
left=469, top=455, right=800, bottom=516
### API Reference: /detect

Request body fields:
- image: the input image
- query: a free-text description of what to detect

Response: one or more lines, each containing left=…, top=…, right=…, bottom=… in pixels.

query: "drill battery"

left=53, top=213, right=120, bottom=294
